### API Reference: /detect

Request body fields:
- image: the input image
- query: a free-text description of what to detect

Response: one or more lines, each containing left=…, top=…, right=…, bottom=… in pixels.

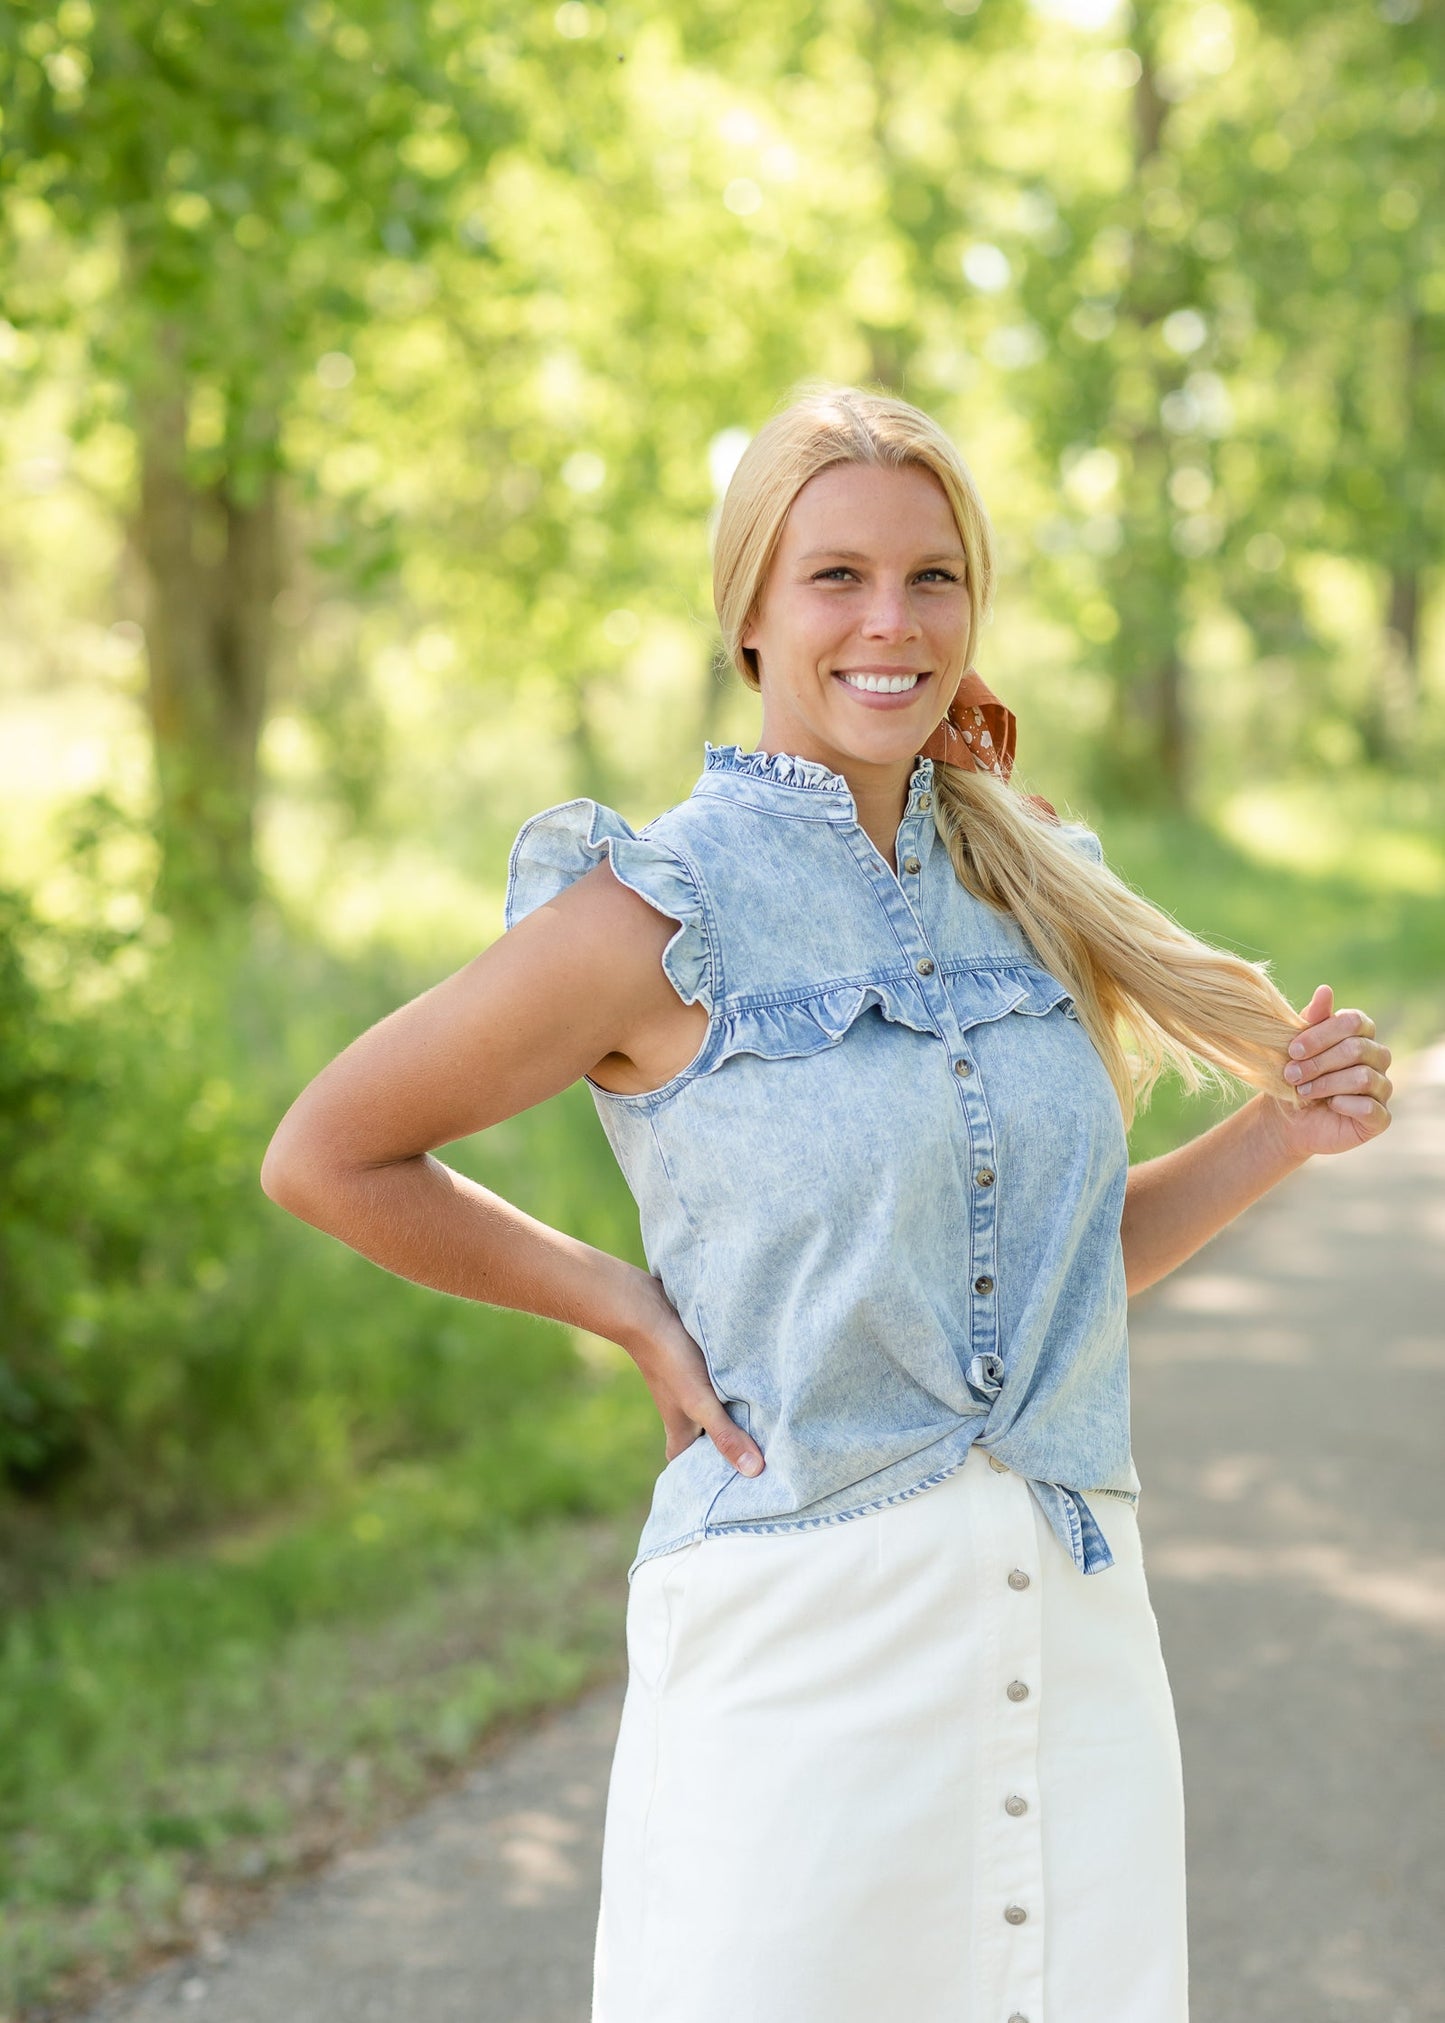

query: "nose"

left=860, top=579, right=922, bottom=641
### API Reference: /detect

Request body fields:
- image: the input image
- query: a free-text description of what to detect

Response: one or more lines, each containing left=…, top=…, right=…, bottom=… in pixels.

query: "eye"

left=809, top=566, right=963, bottom=584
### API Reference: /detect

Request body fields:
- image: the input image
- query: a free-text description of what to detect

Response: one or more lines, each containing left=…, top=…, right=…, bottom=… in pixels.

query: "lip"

left=832, top=668, right=932, bottom=709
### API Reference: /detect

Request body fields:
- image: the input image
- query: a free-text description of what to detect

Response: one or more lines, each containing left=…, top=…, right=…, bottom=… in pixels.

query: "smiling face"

left=740, top=460, right=971, bottom=778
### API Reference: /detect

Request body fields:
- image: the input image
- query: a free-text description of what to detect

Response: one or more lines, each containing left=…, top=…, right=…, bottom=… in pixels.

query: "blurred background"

left=1, top=0, right=1442, bottom=2011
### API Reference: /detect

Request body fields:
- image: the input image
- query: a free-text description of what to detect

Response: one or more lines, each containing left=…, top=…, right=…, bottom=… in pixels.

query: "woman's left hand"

left=1272, top=984, right=1394, bottom=1157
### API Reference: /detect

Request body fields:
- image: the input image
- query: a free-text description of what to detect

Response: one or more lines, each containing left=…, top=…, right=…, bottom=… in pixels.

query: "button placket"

left=942, top=1021, right=999, bottom=1377
left=981, top=1458, right=1045, bottom=2022
left=839, top=805, right=1001, bottom=1383
left=940, top=1009, right=1000, bottom=1377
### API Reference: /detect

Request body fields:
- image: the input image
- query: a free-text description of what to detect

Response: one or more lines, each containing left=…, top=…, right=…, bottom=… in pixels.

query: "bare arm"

left=1119, top=1092, right=1310, bottom=1298
left=260, top=862, right=766, bottom=1477
left=1120, top=997, right=1393, bottom=1296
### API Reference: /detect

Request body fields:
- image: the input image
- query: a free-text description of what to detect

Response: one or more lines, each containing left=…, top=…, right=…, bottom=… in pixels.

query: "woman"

left=261, top=383, right=1394, bottom=2022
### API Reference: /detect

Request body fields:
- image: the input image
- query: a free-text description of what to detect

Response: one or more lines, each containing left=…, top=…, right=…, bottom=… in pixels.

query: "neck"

left=753, top=723, right=919, bottom=865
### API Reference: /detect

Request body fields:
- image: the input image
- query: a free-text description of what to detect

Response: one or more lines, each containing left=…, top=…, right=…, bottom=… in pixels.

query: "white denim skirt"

left=591, top=1440, right=1188, bottom=2023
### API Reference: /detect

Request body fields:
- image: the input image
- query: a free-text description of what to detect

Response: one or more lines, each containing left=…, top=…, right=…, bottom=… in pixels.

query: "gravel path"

left=83, top=1041, right=1445, bottom=2023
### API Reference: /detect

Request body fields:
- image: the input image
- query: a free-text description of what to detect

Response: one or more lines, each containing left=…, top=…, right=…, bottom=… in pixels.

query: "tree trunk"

left=567, top=678, right=612, bottom=803
left=1386, top=566, right=1419, bottom=701
left=1362, top=564, right=1421, bottom=765
left=1156, top=644, right=1187, bottom=802
left=1115, top=26, right=1191, bottom=810
left=1363, top=310, right=1425, bottom=765
left=135, top=382, right=279, bottom=921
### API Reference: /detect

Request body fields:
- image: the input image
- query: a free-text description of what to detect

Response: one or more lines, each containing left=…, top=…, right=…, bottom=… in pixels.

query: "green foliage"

left=0, top=839, right=634, bottom=1536
left=0, top=0, right=507, bottom=434
left=3, top=0, right=1442, bottom=880
left=0, top=1382, right=661, bottom=2013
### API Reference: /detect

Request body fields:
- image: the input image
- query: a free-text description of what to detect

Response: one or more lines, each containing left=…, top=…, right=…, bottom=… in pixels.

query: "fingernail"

left=738, top=1452, right=762, bottom=1476
left=1289, top=1041, right=1305, bottom=1057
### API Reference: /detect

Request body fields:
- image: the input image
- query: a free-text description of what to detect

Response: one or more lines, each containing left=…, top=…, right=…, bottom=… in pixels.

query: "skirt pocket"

left=625, top=1539, right=706, bottom=1699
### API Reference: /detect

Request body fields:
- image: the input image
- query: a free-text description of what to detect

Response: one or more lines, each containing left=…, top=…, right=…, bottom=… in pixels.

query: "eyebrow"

left=797, top=548, right=967, bottom=564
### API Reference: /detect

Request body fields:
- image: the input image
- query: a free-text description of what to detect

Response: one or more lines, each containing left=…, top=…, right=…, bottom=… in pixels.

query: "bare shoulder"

left=263, top=858, right=703, bottom=1181
left=505, top=858, right=707, bottom=1097
left=503, top=853, right=688, bottom=994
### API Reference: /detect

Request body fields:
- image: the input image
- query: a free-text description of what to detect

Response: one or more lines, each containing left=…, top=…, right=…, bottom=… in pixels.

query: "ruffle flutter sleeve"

left=503, top=798, right=715, bottom=1011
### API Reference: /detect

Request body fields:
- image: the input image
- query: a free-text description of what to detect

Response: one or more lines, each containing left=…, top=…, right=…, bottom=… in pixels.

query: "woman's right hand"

left=624, top=1269, right=765, bottom=1477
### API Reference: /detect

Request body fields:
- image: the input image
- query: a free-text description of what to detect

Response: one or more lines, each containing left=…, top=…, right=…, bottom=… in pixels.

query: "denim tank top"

left=504, top=741, right=1141, bottom=1583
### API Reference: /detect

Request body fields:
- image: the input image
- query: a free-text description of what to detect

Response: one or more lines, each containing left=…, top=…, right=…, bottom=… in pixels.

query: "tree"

left=0, top=0, right=508, bottom=916
left=1227, top=0, right=1445, bottom=760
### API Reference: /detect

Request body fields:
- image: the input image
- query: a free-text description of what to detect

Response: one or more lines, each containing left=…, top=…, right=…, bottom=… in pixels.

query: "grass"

left=2, top=766, right=1442, bottom=2019
left=0, top=1366, right=660, bottom=2020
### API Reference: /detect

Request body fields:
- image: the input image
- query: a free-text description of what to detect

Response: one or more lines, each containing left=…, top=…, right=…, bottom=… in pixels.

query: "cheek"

left=766, top=597, right=850, bottom=667
left=925, top=604, right=968, bottom=659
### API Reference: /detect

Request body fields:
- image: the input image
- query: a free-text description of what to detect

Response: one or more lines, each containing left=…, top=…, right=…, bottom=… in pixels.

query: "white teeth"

left=839, top=671, right=922, bottom=694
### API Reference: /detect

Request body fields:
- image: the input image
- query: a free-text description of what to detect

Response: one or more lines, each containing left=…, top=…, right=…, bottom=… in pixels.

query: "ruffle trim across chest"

left=504, top=793, right=1081, bottom=1110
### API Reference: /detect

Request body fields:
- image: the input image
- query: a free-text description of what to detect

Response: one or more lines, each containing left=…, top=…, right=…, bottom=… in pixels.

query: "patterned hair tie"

left=919, top=668, right=1059, bottom=824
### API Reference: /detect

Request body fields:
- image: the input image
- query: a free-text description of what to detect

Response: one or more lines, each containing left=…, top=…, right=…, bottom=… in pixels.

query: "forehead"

left=780, top=461, right=962, bottom=553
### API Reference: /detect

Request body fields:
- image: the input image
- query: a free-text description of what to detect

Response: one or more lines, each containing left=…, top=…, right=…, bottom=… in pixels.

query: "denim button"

left=1008, top=1568, right=1031, bottom=1591
left=974, top=1274, right=994, bottom=1295
left=988, top=1452, right=1009, bottom=1472
left=1005, top=1794, right=1028, bottom=1816
left=915, top=957, right=935, bottom=975
left=1006, top=1679, right=1030, bottom=1702
left=1004, top=1903, right=1028, bottom=1924
left=917, top=793, right=931, bottom=810
left=975, top=1167, right=995, bottom=1186
left=952, top=1057, right=972, bottom=1077
left=902, top=855, right=922, bottom=874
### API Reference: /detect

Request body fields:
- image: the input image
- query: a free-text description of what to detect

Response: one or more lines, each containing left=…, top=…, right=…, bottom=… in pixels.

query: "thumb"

left=1302, top=983, right=1333, bottom=1026
left=698, top=1398, right=765, bottom=1477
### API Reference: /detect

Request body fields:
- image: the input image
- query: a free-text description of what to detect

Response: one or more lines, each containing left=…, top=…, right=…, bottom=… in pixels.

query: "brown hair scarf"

left=919, top=668, right=1059, bottom=825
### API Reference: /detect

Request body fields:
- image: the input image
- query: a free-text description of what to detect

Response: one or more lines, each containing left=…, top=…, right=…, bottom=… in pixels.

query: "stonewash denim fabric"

left=504, top=741, right=1141, bottom=1584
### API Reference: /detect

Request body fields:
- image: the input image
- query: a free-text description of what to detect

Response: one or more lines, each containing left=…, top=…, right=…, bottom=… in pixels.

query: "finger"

left=1286, top=1012, right=1379, bottom=1071
left=1317, top=1005, right=1377, bottom=1042
left=1326, top=1094, right=1391, bottom=1127
left=692, top=1395, right=765, bottom=1476
left=1284, top=1032, right=1388, bottom=1087
left=1287, top=990, right=1333, bottom=1053
left=1294, top=1063, right=1392, bottom=1102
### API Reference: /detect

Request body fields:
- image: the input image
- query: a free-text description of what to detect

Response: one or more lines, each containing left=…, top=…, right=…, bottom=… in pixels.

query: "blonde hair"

left=712, top=379, right=1308, bottom=1129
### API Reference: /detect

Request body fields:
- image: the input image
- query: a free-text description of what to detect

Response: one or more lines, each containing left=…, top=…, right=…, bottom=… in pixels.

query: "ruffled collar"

left=703, top=742, right=935, bottom=797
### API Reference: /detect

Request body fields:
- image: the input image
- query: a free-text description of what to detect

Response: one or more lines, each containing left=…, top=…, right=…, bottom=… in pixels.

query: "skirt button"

left=988, top=1452, right=1009, bottom=1473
